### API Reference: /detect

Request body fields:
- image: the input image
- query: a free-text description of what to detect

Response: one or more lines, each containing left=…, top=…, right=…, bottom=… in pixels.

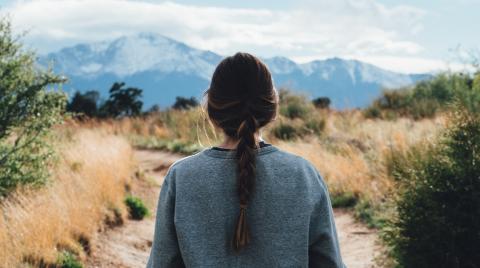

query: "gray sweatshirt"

left=147, top=145, right=344, bottom=268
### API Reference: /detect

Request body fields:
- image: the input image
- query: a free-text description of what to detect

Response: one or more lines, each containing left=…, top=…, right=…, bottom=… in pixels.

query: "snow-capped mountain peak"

left=39, top=33, right=429, bottom=109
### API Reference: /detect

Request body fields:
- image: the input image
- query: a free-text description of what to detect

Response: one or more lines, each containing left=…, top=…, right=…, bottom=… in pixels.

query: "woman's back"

left=147, top=145, right=344, bottom=267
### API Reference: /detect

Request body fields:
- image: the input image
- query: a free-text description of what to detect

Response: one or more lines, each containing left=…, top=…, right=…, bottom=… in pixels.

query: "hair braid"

left=232, top=115, right=258, bottom=251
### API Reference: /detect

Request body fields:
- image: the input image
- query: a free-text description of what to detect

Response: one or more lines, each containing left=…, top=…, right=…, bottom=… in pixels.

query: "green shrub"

left=303, top=118, right=326, bottom=135
left=353, top=199, right=386, bottom=229
left=0, top=18, right=67, bottom=196
left=331, top=192, right=358, bottom=208
left=363, top=106, right=382, bottom=119
left=272, top=122, right=299, bottom=140
left=383, top=108, right=480, bottom=267
left=278, top=89, right=312, bottom=119
left=280, top=102, right=310, bottom=119
left=312, top=97, right=331, bottom=109
left=366, top=73, right=480, bottom=119
left=125, top=195, right=150, bottom=220
left=57, top=251, right=83, bottom=268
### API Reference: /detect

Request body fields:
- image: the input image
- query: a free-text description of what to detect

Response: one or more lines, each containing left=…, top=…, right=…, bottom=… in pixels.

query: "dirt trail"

left=87, top=150, right=379, bottom=268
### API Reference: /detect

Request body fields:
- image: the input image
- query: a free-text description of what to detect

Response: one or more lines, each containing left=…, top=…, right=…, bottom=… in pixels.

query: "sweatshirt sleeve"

left=146, top=167, right=185, bottom=268
left=308, top=170, right=345, bottom=268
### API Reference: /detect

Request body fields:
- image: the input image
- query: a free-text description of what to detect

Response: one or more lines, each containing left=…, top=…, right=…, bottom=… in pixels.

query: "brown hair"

left=206, top=52, right=277, bottom=252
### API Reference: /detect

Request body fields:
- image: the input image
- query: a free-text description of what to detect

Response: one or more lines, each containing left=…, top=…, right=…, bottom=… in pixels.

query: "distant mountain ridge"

left=39, top=32, right=430, bottom=109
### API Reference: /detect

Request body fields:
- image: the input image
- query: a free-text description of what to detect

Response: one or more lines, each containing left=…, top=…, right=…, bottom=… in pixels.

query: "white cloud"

left=1, top=0, right=442, bottom=73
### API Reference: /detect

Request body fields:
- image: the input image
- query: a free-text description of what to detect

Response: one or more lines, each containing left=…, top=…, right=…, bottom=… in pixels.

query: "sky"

left=0, top=0, right=478, bottom=74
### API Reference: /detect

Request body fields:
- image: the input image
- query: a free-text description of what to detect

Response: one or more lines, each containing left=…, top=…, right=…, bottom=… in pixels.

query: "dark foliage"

left=172, top=96, right=199, bottom=110
left=67, top=91, right=100, bottom=117
left=366, top=72, right=480, bottom=119
left=383, top=108, right=480, bottom=267
left=312, top=97, right=331, bottom=109
left=100, top=82, right=143, bottom=117
left=124, top=195, right=149, bottom=220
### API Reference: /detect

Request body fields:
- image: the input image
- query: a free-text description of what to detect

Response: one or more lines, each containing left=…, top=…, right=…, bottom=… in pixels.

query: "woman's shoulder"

left=166, top=150, right=207, bottom=173
left=268, top=147, right=319, bottom=171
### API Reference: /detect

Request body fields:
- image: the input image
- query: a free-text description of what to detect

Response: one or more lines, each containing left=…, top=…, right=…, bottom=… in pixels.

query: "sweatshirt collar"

left=202, top=145, right=279, bottom=159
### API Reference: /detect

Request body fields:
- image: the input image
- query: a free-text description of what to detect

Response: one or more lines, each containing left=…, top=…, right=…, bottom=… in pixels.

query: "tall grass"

left=276, top=112, right=445, bottom=204
left=0, top=129, right=134, bottom=267
left=82, top=102, right=446, bottom=228
left=77, top=91, right=448, bottom=228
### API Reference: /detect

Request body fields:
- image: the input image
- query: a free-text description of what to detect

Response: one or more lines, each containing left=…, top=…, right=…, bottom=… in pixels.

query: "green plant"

left=272, top=122, right=299, bottom=140
left=0, top=18, right=67, bottom=196
left=172, top=96, right=199, bottom=110
left=383, top=108, right=480, bottom=267
left=278, top=89, right=312, bottom=119
left=353, top=199, right=386, bottom=229
left=312, top=97, right=331, bottom=109
left=331, top=192, right=358, bottom=208
left=67, top=90, right=100, bottom=118
left=100, top=82, right=143, bottom=118
left=124, top=195, right=150, bottom=220
left=303, top=118, right=326, bottom=136
left=280, top=102, right=310, bottom=119
left=365, top=72, right=480, bottom=119
left=57, top=251, right=83, bottom=268
left=363, top=106, right=382, bottom=119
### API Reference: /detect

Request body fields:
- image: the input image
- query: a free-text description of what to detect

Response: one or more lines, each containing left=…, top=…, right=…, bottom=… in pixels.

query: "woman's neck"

left=217, top=132, right=262, bottom=150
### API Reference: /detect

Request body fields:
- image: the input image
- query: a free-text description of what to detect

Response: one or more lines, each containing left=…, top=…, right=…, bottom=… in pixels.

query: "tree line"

left=68, top=86, right=331, bottom=118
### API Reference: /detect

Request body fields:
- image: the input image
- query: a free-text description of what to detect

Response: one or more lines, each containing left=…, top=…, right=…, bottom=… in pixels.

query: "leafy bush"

left=272, top=122, right=299, bottom=140
left=366, top=73, right=480, bottom=119
left=331, top=192, right=357, bottom=208
left=57, top=251, right=83, bottom=268
left=100, top=82, right=143, bottom=118
left=125, top=195, right=150, bottom=220
left=303, top=118, right=326, bottom=136
left=353, top=199, right=386, bottom=229
left=0, top=18, right=67, bottom=196
left=278, top=89, right=312, bottom=119
left=312, top=97, right=331, bottom=109
left=67, top=90, right=100, bottom=117
left=383, top=108, right=480, bottom=267
left=363, top=106, right=382, bottom=119
left=280, top=102, right=310, bottom=119
left=172, top=96, right=199, bottom=110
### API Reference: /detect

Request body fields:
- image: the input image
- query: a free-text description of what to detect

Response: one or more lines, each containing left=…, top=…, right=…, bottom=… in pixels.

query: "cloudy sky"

left=0, top=0, right=478, bottom=73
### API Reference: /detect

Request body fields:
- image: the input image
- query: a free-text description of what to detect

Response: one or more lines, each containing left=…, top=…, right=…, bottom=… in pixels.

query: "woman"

left=147, top=52, right=344, bottom=267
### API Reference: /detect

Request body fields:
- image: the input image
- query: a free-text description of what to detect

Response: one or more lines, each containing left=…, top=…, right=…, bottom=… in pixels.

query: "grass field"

left=78, top=106, right=447, bottom=227
left=0, top=129, right=134, bottom=267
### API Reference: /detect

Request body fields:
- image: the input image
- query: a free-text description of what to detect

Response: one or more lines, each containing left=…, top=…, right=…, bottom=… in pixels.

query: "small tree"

left=100, top=82, right=143, bottom=117
left=384, top=107, right=480, bottom=267
left=67, top=90, right=100, bottom=117
left=172, top=96, right=199, bottom=110
left=0, top=18, right=66, bottom=195
left=147, top=104, right=161, bottom=114
left=312, top=97, right=331, bottom=109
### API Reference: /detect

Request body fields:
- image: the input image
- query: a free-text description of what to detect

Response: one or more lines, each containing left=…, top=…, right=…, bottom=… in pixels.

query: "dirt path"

left=87, top=150, right=379, bottom=268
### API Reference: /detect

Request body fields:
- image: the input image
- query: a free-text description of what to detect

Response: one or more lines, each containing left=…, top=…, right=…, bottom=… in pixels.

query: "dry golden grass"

left=277, top=111, right=446, bottom=203
left=0, top=129, right=134, bottom=267
left=73, top=104, right=448, bottom=221
left=81, top=107, right=447, bottom=206
left=73, top=108, right=216, bottom=146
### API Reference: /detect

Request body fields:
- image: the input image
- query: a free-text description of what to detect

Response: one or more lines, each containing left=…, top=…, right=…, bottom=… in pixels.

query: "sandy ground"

left=87, top=150, right=379, bottom=268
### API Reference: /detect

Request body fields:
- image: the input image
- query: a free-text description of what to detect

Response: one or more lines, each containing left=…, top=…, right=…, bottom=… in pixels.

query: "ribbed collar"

left=202, top=145, right=279, bottom=159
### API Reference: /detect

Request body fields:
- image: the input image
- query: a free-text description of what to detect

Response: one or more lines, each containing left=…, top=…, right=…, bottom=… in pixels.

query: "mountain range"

left=39, top=32, right=430, bottom=109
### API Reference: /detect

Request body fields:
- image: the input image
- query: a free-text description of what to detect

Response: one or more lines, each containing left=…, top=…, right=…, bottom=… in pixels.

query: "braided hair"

left=206, top=52, right=277, bottom=252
